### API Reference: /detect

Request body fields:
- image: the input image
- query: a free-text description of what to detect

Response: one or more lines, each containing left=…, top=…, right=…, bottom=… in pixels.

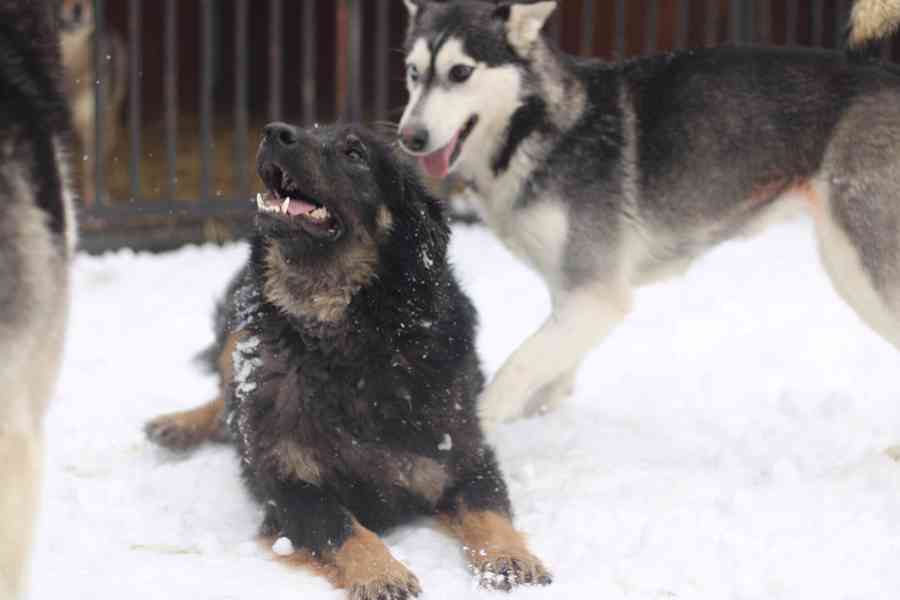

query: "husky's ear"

left=403, top=0, right=426, bottom=20
left=493, top=1, right=557, bottom=54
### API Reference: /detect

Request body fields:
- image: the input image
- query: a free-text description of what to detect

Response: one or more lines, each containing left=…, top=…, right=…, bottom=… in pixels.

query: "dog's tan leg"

left=145, top=332, right=241, bottom=451
left=0, top=426, right=42, bottom=599
left=328, top=521, right=422, bottom=600
left=439, top=506, right=551, bottom=591
left=144, top=395, right=226, bottom=451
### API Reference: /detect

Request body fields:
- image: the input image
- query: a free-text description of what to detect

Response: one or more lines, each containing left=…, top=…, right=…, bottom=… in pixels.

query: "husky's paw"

left=523, top=374, right=574, bottom=417
left=144, top=415, right=208, bottom=451
left=348, top=571, right=422, bottom=600
left=473, top=554, right=553, bottom=592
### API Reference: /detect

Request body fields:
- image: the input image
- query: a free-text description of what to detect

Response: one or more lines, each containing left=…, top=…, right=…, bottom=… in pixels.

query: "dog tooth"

left=281, top=198, right=291, bottom=214
left=256, top=193, right=265, bottom=210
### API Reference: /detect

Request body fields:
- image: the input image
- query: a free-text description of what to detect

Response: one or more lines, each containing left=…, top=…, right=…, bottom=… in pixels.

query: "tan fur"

left=271, top=441, right=322, bottom=485
left=59, top=0, right=127, bottom=205
left=262, top=238, right=378, bottom=323
left=264, top=520, right=421, bottom=600
left=144, top=332, right=241, bottom=450
left=330, top=521, right=422, bottom=600
left=397, top=456, right=448, bottom=504
left=849, top=0, right=900, bottom=46
left=439, top=507, right=551, bottom=590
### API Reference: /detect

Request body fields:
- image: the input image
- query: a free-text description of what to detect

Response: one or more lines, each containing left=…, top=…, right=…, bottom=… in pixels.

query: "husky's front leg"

left=480, top=285, right=631, bottom=429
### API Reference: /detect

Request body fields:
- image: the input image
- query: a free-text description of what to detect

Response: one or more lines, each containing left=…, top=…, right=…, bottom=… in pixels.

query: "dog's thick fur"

left=57, top=0, right=126, bottom=205
left=399, top=0, right=900, bottom=429
left=0, top=1, right=77, bottom=597
left=146, top=123, right=550, bottom=598
left=850, top=0, right=900, bottom=47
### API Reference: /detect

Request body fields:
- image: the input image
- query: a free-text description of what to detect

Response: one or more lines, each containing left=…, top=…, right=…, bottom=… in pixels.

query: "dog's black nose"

left=263, top=122, right=300, bottom=149
left=72, top=3, right=83, bottom=21
left=400, top=127, right=429, bottom=153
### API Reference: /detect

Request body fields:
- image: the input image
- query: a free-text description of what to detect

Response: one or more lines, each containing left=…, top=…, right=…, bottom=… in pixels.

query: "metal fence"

left=78, top=0, right=897, bottom=253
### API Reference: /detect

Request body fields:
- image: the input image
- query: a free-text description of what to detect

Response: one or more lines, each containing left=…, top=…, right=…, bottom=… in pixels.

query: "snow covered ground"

left=28, top=219, right=900, bottom=600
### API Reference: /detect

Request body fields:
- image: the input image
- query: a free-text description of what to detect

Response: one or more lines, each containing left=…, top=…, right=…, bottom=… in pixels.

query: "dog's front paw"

left=348, top=571, right=422, bottom=600
left=473, top=553, right=552, bottom=592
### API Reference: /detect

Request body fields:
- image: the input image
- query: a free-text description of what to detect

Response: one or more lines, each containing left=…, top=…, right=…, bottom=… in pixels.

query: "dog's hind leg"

left=0, top=425, right=41, bottom=599
left=144, top=331, right=242, bottom=451
left=807, top=175, right=900, bottom=457
left=479, top=284, right=632, bottom=429
left=145, top=395, right=228, bottom=451
left=809, top=179, right=900, bottom=349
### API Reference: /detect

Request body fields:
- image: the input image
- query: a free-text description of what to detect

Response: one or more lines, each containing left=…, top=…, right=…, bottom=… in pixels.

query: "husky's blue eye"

left=406, top=64, right=420, bottom=83
left=449, top=64, right=474, bottom=83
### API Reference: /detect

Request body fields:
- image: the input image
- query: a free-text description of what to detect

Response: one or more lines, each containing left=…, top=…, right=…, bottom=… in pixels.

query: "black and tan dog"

left=146, top=122, right=550, bottom=598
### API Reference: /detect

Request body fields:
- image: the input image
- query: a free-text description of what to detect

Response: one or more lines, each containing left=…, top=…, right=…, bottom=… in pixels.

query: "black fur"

left=223, top=124, right=511, bottom=557
left=0, top=0, right=72, bottom=237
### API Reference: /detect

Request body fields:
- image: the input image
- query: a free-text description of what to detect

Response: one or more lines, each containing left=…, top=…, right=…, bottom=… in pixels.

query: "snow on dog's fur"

left=146, top=122, right=550, bottom=599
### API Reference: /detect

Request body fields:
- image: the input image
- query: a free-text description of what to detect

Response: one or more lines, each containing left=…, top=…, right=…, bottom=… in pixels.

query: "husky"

left=145, top=123, right=551, bottom=598
left=0, top=0, right=77, bottom=597
left=399, top=0, right=900, bottom=429
left=57, top=0, right=126, bottom=206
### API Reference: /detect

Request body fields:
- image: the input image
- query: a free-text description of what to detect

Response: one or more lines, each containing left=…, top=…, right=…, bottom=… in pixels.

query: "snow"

left=272, top=537, right=295, bottom=557
left=28, top=220, right=900, bottom=599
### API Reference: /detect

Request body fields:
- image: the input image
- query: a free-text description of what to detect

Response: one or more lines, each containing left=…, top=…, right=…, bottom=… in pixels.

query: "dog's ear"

left=493, top=1, right=556, bottom=55
left=403, top=0, right=426, bottom=20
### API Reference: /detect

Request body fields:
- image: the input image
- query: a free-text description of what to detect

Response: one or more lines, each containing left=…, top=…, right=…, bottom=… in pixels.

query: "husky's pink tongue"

left=285, top=198, right=317, bottom=216
left=419, top=133, right=459, bottom=179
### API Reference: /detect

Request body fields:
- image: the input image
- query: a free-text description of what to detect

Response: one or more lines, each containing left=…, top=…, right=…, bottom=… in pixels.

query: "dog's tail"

left=848, top=0, right=900, bottom=49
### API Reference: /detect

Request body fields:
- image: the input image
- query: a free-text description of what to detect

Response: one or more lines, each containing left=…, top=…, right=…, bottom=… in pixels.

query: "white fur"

left=400, top=37, right=524, bottom=172
left=0, top=159, right=73, bottom=599
left=480, top=283, right=632, bottom=430
left=850, top=0, right=900, bottom=46
left=403, top=0, right=419, bottom=19
left=505, top=1, right=557, bottom=55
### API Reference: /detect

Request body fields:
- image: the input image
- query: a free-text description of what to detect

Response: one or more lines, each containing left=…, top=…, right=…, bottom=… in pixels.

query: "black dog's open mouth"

left=419, top=115, right=478, bottom=180
left=256, top=163, right=342, bottom=240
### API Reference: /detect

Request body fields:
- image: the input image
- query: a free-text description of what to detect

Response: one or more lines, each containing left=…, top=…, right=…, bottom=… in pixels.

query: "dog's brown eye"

left=449, top=64, right=474, bottom=83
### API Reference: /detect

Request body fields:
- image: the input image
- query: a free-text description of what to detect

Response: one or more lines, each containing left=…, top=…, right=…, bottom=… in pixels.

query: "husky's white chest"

left=477, top=188, right=570, bottom=290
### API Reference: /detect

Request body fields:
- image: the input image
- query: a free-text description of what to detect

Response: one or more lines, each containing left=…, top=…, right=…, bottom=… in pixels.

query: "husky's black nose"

left=263, top=122, right=300, bottom=149
left=400, top=127, right=429, bottom=153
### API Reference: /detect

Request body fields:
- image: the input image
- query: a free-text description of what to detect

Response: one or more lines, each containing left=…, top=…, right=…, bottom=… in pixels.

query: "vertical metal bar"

left=269, top=0, right=283, bottom=121
left=729, top=0, right=752, bottom=45
left=644, top=0, right=658, bottom=55
left=302, top=1, right=317, bottom=125
left=347, top=0, right=363, bottom=121
left=706, top=0, right=720, bottom=47
left=580, top=0, right=594, bottom=56
left=375, top=0, right=389, bottom=122
left=835, top=0, right=848, bottom=49
left=235, top=0, right=249, bottom=198
left=92, top=0, right=106, bottom=206
left=757, top=0, right=771, bottom=44
left=200, top=0, right=213, bottom=203
left=812, top=0, right=824, bottom=47
left=615, top=0, right=626, bottom=58
left=786, top=0, right=798, bottom=46
left=128, top=0, right=141, bottom=200
left=164, top=0, right=177, bottom=200
left=677, top=0, right=690, bottom=49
